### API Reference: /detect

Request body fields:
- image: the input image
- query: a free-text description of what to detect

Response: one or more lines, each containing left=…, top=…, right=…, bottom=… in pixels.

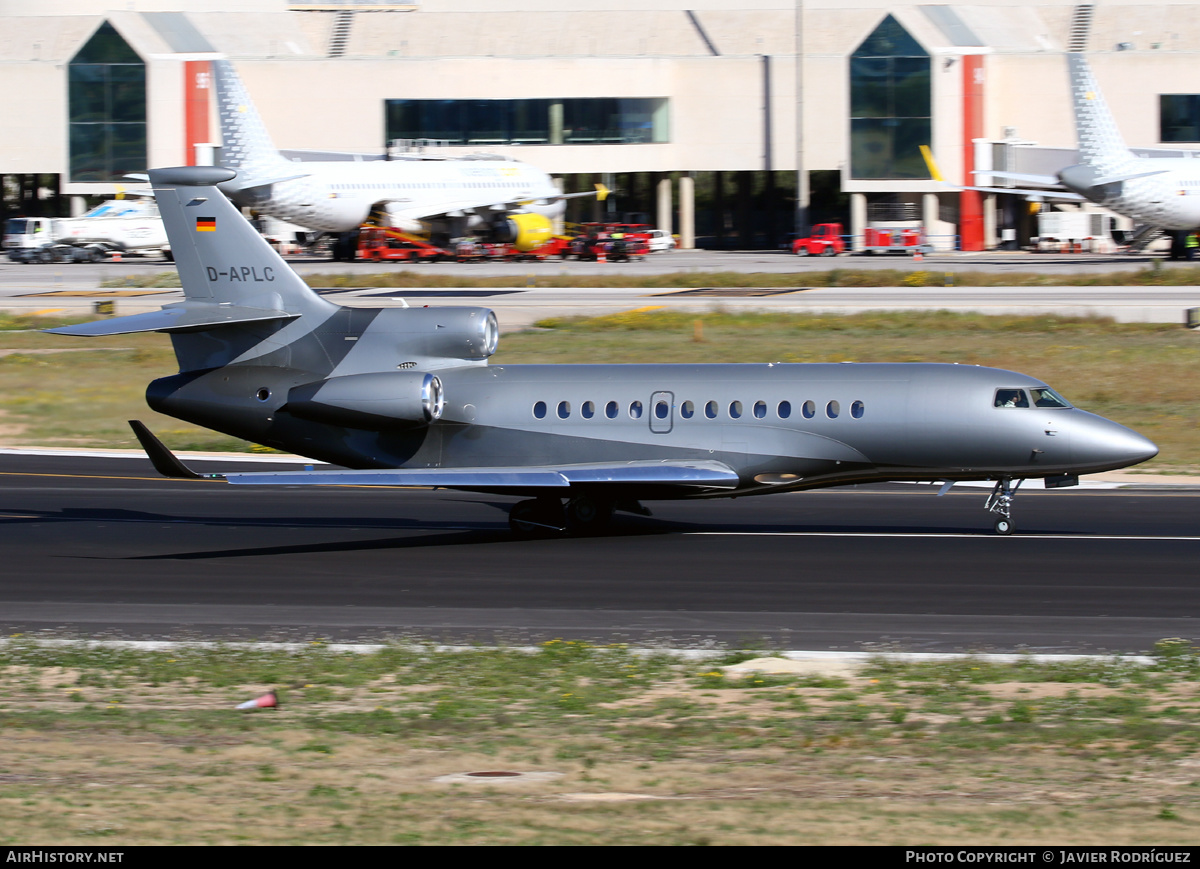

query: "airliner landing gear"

left=984, top=477, right=1023, bottom=535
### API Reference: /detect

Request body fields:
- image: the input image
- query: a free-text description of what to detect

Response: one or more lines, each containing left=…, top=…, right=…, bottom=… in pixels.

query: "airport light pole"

left=794, top=0, right=809, bottom=237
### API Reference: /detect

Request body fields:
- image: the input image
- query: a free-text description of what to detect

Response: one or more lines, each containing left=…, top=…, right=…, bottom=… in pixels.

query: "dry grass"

left=0, top=642, right=1198, bottom=844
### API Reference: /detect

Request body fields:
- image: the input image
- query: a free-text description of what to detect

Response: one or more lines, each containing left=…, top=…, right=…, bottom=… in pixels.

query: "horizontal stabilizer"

left=229, top=172, right=310, bottom=192
left=1091, top=168, right=1168, bottom=185
left=973, top=170, right=1062, bottom=186
left=46, top=303, right=298, bottom=337
left=965, top=185, right=1085, bottom=202
left=223, top=460, right=740, bottom=490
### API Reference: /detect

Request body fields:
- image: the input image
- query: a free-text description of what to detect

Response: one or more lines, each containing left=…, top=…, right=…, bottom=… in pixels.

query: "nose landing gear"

left=985, top=477, right=1023, bottom=535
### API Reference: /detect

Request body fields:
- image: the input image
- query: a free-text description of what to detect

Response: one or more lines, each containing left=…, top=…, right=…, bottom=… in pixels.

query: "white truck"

left=1032, top=211, right=1116, bottom=253
left=3, top=198, right=171, bottom=263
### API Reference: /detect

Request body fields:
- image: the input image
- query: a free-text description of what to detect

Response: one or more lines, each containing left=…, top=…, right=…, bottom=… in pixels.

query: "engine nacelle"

left=286, top=371, right=444, bottom=430
left=500, top=212, right=554, bottom=251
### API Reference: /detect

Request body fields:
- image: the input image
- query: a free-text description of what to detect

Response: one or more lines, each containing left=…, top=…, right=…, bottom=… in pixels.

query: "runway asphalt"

left=2, top=453, right=1197, bottom=653
left=2, top=249, right=1197, bottom=653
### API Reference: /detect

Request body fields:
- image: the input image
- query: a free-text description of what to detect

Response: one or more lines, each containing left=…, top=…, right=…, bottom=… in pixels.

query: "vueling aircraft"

left=210, top=59, right=603, bottom=252
left=51, top=167, right=1157, bottom=536
left=965, top=53, right=1200, bottom=229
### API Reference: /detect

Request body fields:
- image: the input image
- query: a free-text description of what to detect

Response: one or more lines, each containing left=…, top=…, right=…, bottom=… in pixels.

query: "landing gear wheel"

left=565, top=495, right=613, bottom=534
left=508, top=498, right=565, bottom=538
left=984, top=478, right=1023, bottom=535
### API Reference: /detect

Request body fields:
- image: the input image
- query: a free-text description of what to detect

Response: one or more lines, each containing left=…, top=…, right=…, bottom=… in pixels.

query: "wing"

left=221, top=460, right=738, bottom=490
left=127, top=420, right=738, bottom=492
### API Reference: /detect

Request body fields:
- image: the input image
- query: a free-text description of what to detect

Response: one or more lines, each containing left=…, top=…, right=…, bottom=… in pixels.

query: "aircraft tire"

left=994, top=518, right=1014, bottom=535
left=509, top=499, right=564, bottom=537
left=565, top=495, right=613, bottom=534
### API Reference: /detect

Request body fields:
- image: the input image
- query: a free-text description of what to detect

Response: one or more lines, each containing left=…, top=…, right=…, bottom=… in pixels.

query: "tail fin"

left=150, top=166, right=333, bottom=320
left=1067, top=53, right=1136, bottom=175
left=211, top=59, right=293, bottom=186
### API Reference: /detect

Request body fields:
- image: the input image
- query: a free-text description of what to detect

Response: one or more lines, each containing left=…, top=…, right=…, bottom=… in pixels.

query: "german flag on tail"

left=195, top=216, right=216, bottom=232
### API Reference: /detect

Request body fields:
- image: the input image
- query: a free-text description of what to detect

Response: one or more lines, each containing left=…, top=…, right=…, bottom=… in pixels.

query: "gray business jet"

left=51, top=166, right=1157, bottom=536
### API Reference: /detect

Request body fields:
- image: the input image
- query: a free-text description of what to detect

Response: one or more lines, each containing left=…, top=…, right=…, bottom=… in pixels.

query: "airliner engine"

left=494, top=212, right=554, bottom=251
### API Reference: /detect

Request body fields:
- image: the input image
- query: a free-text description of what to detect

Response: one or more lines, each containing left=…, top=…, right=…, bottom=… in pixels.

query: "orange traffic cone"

left=236, top=691, right=278, bottom=711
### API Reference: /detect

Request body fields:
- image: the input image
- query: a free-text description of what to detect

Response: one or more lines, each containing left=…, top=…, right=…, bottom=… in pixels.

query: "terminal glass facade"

left=68, top=22, right=147, bottom=182
left=386, top=98, right=668, bottom=146
left=849, top=16, right=931, bottom=179
left=1161, top=95, right=1200, bottom=143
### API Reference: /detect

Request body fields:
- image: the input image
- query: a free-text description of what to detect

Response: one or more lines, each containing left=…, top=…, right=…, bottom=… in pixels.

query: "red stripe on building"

left=184, top=61, right=211, bottom=167
left=960, top=55, right=986, bottom=252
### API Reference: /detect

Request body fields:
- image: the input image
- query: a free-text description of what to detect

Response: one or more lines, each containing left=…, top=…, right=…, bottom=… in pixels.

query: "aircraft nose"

left=1071, top=413, right=1158, bottom=471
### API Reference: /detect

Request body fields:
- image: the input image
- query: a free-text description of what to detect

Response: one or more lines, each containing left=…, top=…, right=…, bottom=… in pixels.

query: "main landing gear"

left=508, top=494, right=623, bottom=537
left=984, top=477, right=1023, bottom=535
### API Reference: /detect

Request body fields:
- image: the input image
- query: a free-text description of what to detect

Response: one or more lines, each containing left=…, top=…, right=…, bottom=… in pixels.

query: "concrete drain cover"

left=434, top=771, right=563, bottom=784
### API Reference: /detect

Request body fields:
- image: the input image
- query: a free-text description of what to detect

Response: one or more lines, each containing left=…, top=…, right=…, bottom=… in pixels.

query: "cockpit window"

left=1031, top=387, right=1071, bottom=408
left=994, top=388, right=1029, bottom=408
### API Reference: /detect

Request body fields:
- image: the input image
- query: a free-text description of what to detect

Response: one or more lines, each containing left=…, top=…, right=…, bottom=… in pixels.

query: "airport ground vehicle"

left=791, top=223, right=845, bottom=256
left=358, top=227, right=448, bottom=262
left=860, top=226, right=934, bottom=256
left=646, top=229, right=676, bottom=252
left=1032, top=211, right=1116, bottom=252
left=2, top=199, right=171, bottom=263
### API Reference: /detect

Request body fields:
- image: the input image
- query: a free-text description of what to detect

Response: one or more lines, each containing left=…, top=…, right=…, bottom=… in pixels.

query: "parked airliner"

left=969, top=53, right=1200, bottom=230
left=210, top=60, right=602, bottom=253
left=50, top=166, right=1157, bottom=536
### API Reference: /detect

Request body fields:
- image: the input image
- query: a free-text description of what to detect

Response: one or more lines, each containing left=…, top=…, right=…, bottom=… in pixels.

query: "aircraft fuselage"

left=148, top=360, right=1156, bottom=498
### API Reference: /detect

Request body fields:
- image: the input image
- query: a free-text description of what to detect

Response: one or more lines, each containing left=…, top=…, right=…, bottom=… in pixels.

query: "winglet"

left=595, top=182, right=610, bottom=202
left=919, top=145, right=945, bottom=183
left=128, top=420, right=214, bottom=481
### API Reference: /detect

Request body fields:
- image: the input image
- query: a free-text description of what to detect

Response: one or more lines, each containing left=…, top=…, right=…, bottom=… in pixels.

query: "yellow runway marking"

left=18, top=290, right=171, bottom=298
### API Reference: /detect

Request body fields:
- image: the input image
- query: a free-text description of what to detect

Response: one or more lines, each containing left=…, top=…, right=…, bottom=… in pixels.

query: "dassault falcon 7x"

left=51, top=167, right=1157, bottom=536
left=210, top=59, right=603, bottom=253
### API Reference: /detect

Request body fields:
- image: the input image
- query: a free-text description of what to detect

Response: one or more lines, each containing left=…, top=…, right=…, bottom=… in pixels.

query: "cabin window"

left=994, top=389, right=1029, bottom=408
left=629, top=400, right=643, bottom=419
left=802, top=400, right=816, bottom=419
left=654, top=400, right=670, bottom=420
left=778, top=400, right=792, bottom=419
left=753, top=400, right=767, bottom=419
left=729, top=401, right=743, bottom=419
left=581, top=400, right=595, bottom=419
left=533, top=401, right=547, bottom=419
left=680, top=400, right=695, bottom=419
left=1030, top=387, right=1071, bottom=408
left=605, top=400, right=618, bottom=419
left=851, top=400, right=865, bottom=419
left=557, top=400, right=571, bottom=419
left=826, top=400, right=840, bottom=419
left=705, top=400, right=718, bottom=419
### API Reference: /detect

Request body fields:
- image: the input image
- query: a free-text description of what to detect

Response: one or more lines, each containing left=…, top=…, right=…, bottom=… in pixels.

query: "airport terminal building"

left=3, top=0, right=1200, bottom=250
